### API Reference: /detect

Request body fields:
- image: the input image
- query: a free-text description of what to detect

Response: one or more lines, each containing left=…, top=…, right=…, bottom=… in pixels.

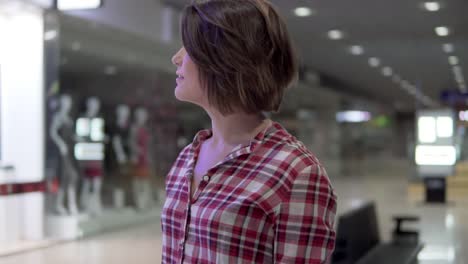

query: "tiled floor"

left=333, top=159, right=468, bottom=264
left=0, top=222, right=163, bottom=264
left=1, top=158, right=467, bottom=263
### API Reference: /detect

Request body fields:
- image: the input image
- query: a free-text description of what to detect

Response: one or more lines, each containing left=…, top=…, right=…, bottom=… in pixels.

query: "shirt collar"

left=190, top=121, right=285, bottom=156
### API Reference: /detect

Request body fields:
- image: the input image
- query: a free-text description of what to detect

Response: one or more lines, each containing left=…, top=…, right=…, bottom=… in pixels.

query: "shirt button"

left=203, top=175, right=210, bottom=182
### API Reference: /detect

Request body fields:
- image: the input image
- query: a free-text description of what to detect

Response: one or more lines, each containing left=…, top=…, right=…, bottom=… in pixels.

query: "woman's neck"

left=206, top=110, right=270, bottom=150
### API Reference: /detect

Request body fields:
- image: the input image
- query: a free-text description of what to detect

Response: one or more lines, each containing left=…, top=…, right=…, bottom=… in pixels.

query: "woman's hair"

left=181, top=0, right=298, bottom=115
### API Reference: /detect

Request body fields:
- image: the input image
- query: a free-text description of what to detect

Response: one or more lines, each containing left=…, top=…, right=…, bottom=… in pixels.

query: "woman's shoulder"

left=262, top=122, right=323, bottom=169
left=175, top=143, right=193, bottom=161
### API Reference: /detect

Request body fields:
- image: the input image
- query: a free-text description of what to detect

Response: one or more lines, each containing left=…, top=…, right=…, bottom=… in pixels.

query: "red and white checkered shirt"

left=161, top=122, right=337, bottom=264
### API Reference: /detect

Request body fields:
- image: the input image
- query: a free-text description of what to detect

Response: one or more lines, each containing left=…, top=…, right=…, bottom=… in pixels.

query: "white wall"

left=0, top=6, right=45, bottom=183
left=0, top=3, right=45, bottom=240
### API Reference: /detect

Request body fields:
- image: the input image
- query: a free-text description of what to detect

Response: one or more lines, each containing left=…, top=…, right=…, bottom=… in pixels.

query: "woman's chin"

left=174, top=86, right=184, bottom=101
left=174, top=88, right=192, bottom=103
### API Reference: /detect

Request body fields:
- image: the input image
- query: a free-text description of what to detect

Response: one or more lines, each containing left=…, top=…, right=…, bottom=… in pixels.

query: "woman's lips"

left=176, top=72, right=184, bottom=84
left=176, top=76, right=184, bottom=84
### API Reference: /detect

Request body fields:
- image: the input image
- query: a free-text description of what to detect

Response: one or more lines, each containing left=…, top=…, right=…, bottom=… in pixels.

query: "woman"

left=161, top=0, right=337, bottom=263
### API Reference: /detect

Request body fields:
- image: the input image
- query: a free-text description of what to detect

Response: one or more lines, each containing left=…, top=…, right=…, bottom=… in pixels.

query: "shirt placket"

left=178, top=131, right=266, bottom=263
left=179, top=161, right=195, bottom=262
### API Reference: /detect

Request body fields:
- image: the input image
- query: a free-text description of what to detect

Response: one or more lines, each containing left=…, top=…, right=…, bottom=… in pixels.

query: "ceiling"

left=270, top=0, right=467, bottom=109
left=58, top=0, right=468, bottom=111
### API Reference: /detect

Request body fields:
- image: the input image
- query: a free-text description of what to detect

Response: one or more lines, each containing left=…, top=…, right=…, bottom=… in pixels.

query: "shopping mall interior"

left=0, top=0, right=467, bottom=263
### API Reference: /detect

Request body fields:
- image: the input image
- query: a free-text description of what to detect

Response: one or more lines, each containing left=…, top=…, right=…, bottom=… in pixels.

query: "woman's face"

left=171, top=47, right=206, bottom=107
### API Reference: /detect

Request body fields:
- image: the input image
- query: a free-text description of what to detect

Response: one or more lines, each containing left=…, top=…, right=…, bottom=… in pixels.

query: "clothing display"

left=106, top=122, right=130, bottom=172
left=50, top=94, right=80, bottom=215
left=105, top=121, right=131, bottom=203
left=76, top=117, right=105, bottom=179
left=82, top=160, right=104, bottom=179
left=57, top=118, right=78, bottom=187
left=76, top=99, right=106, bottom=215
left=133, top=126, right=151, bottom=179
left=161, top=122, right=337, bottom=264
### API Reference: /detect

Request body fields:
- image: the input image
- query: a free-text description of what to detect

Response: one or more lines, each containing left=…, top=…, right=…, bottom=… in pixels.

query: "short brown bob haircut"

left=181, top=0, right=298, bottom=115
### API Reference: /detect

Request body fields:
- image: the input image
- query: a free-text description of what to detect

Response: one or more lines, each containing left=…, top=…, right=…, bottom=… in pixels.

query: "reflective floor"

left=1, top=158, right=467, bottom=264
left=0, top=222, right=163, bottom=264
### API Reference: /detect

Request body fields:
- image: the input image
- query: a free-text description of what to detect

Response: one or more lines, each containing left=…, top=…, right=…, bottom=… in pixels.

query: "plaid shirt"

left=161, top=122, right=337, bottom=264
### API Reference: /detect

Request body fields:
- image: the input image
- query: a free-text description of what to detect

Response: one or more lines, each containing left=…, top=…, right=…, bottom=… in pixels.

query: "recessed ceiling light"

left=44, top=30, right=57, bottom=41
left=443, top=43, right=454, bottom=53
left=328, top=30, right=344, bottom=40
left=294, top=7, right=314, bottom=17
left=71, top=41, right=81, bottom=51
left=382, top=67, right=393, bottom=76
left=350, top=45, right=364, bottom=55
left=415, top=93, right=424, bottom=101
left=449, top=56, right=459, bottom=66
left=453, top=66, right=464, bottom=83
left=407, top=85, right=417, bottom=95
left=435, top=26, right=450, bottom=37
left=369, top=57, right=380, bottom=67
left=424, top=2, right=441, bottom=12
left=401, top=80, right=410, bottom=89
left=460, top=83, right=467, bottom=91
left=422, top=96, right=434, bottom=106
left=105, top=65, right=117, bottom=75
left=392, top=75, right=401, bottom=83
left=127, top=54, right=136, bottom=62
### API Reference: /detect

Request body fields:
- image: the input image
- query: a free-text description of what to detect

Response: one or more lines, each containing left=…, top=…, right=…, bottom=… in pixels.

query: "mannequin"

left=129, top=107, right=153, bottom=210
left=76, top=96, right=105, bottom=215
left=50, top=94, right=79, bottom=215
left=110, top=104, right=131, bottom=208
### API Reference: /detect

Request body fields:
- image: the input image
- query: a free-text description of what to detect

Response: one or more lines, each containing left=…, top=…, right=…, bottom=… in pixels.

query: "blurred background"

left=0, top=0, right=467, bottom=263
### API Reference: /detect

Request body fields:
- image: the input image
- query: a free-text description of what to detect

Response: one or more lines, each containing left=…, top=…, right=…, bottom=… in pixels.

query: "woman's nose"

left=171, top=48, right=184, bottom=66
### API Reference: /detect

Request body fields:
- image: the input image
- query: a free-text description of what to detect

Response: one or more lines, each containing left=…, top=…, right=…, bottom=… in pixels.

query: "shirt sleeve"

left=274, top=164, right=337, bottom=264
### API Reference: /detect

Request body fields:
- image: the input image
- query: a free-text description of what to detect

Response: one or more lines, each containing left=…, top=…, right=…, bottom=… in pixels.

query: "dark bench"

left=332, top=202, right=424, bottom=264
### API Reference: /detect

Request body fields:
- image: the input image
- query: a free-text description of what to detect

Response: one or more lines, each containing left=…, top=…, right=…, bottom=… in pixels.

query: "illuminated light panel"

left=418, top=117, right=436, bottom=143
left=76, top=118, right=90, bottom=137
left=57, top=0, right=101, bottom=10
left=415, top=145, right=456, bottom=166
left=90, top=118, right=105, bottom=141
left=74, top=143, right=104, bottom=161
left=459, top=110, right=468, bottom=121
left=336, top=111, right=371, bottom=123
left=436, top=116, right=453, bottom=138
